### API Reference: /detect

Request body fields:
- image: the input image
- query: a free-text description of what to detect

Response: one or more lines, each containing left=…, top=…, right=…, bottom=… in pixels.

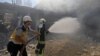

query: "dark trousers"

left=7, top=41, right=27, bottom=56
left=35, top=43, right=45, bottom=54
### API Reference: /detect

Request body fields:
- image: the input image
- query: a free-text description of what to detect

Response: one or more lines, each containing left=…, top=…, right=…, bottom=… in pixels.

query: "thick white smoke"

left=35, top=0, right=100, bottom=14
left=48, top=17, right=81, bottom=34
left=35, top=0, right=80, bottom=13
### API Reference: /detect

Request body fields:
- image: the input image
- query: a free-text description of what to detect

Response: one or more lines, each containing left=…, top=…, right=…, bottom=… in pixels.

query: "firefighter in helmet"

left=35, top=18, right=46, bottom=56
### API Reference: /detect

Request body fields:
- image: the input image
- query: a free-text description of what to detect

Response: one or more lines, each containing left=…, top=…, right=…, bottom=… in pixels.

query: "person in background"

left=35, top=18, right=46, bottom=56
left=7, top=15, right=40, bottom=56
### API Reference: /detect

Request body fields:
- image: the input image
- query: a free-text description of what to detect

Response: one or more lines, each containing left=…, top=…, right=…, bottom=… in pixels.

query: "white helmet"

left=40, top=18, right=46, bottom=22
left=23, top=16, right=32, bottom=22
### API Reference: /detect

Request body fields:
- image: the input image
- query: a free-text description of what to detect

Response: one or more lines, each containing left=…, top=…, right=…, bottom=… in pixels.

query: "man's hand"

left=32, top=30, right=40, bottom=37
left=36, top=32, right=40, bottom=35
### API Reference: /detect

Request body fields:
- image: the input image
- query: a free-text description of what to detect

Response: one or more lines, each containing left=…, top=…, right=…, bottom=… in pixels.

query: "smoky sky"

left=35, top=0, right=100, bottom=15
left=35, top=0, right=81, bottom=13
left=35, top=0, right=100, bottom=27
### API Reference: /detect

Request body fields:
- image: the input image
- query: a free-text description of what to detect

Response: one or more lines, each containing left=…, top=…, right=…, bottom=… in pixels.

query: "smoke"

left=75, top=0, right=100, bottom=18
left=35, top=0, right=80, bottom=13
left=75, top=0, right=100, bottom=41
left=35, top=0, right=100, bottom=41
left=80, top=8, right=100, bottom=41
left=35, top=0, right=100, bottom=14
left=48, top=17, right=81, bottom=34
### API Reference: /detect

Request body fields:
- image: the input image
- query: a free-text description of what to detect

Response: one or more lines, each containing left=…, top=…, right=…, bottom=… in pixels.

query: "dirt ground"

left=0, top=33, right=100, bottom=56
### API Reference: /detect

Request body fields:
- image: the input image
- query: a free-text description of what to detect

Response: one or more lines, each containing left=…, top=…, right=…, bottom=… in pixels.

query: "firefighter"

left=7, top=15, right=40, bottom=56
left=35, top=18, right=46, bottom=56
